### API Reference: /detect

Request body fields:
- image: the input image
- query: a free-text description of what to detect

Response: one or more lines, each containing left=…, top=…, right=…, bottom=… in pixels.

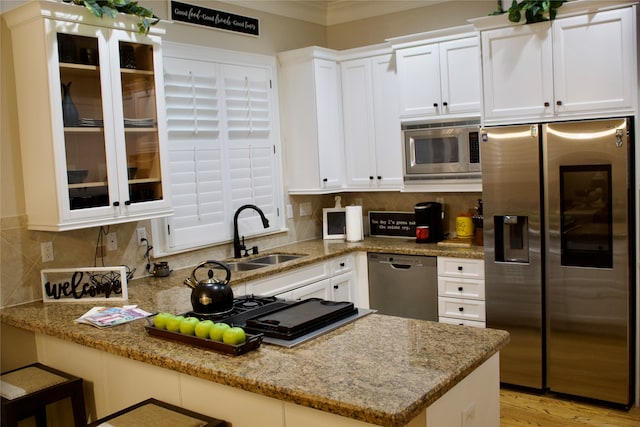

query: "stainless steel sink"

left=250, top=253, right=305, bottom=265
left=225, top=261, right=269, bottom=272
left=225, top=253, right=305, bottom=272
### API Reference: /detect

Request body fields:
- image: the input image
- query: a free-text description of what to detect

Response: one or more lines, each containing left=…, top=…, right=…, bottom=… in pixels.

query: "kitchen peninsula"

left=1, top=240, right=506, bottom=427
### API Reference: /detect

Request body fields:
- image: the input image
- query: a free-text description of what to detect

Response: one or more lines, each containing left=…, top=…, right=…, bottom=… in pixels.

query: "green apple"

left=194, top=319, right=214, bottom=338
left=179, top=317, right=200, bottom=335
left=209, top=322, right=230, bottom=341
left=153, top=312, right=173, bottom=330
left=166, top=315, right=185, bottom=333
left=222, top=327, right=246, bottom=345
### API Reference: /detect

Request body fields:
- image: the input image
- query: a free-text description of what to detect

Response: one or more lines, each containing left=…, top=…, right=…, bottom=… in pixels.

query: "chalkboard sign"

left=369, top=211, right=416, bottom=238
left=170, top=1, right=260, bottom=36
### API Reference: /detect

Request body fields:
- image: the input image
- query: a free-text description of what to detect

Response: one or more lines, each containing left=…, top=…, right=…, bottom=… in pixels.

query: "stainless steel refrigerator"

left=481, top=117, right=634, bottom=406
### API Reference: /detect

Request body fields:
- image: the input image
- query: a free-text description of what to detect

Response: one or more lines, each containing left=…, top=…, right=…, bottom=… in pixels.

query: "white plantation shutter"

left=164, top=57, right=229, bottom=250
left=222, top=64, right=278, bottom=236
left=223, top=64, right=271, bottom=139
left=158, top=51, right=282, bottom=253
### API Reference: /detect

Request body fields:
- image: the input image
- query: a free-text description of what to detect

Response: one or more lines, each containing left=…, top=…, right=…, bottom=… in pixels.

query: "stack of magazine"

left=75, top=305, right=152, bottom=328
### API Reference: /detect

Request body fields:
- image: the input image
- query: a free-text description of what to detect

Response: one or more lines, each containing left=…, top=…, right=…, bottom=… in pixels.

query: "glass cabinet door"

left=57, top=31, right=111, bottom=211
left=116, top=37, right=164, bottom=206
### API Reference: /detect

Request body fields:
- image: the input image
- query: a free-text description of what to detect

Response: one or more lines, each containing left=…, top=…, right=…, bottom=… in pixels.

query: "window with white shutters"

left=154, top=46, right=283, bottom=254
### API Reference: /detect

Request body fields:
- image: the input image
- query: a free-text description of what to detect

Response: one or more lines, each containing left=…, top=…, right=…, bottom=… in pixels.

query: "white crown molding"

left=219, top=1, right=449, bottom=26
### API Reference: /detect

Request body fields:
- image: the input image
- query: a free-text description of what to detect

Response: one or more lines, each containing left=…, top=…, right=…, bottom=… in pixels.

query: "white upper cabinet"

left=340, top=50, right=403, bottom=190
left=552, top=8, right=635, bottom=115
left=479, top=22, right=554, bottom=122
left=278, top=47, right=344, bottom=194
left=475, top=3, right=636, bottom=124
left=392, top=28, right=481, bottom=121
left=5, top=1, right=171, bottom=231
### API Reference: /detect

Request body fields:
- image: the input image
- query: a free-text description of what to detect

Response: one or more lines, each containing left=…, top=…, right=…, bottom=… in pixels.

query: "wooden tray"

left=145, top=325, right=263, bottom=356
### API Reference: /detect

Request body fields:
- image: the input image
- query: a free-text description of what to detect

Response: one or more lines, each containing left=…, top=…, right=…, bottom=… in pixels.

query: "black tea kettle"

left=184, top=260, right=233, bottom=314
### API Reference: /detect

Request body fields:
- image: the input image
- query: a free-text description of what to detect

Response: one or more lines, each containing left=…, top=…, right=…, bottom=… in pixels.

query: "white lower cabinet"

left=437, top=257, right=485, bottom=327
left=245, top=255, right=357, bottom=304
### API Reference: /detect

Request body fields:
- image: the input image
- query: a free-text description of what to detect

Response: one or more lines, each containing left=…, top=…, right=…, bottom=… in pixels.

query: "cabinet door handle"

left=556, top=100, right=563, bottom=106
left=544, top=102, right=550, bottom=107
left=377, top=176, right=382, bottom=180
left=322, top=178, right=328, bottom=183
left=333, top=285, right=339, bottom=289
left=433, top=102, right=438, bottom=108
left=442, top=101, right=448, bottom=107
left=124, top=200, right=132, bottom=206
left=369, top=176, right=374, bottom=180
left=113, top=201, right=120, bottom=207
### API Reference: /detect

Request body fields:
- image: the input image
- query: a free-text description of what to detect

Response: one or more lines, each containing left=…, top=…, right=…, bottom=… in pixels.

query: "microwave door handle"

left=410, top=137, right=416, bottom=167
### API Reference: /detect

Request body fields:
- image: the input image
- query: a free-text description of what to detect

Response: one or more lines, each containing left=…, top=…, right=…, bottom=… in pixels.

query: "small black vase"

left=61, top=81, right=79, bottom=127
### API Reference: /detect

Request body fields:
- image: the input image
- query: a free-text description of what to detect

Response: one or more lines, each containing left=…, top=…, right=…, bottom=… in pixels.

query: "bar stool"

left=88, top=398, right=226, bottom=426
left=1, top=362, right=87, bottom=427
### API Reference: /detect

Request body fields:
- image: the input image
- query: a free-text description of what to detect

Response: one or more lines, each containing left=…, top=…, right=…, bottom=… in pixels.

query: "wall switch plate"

left=106, top=232, right=118, bottom=251
left=286, top=204, right=294, bottom=219
left=136, top=227, right=147, bottom=245
left=299, top=202, right=312, bottom=217
left=41, top=241, right=54, bottom=262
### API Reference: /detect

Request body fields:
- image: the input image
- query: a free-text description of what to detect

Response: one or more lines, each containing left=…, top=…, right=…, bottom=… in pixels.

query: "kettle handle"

left=191, top=260, right=231, bottom=285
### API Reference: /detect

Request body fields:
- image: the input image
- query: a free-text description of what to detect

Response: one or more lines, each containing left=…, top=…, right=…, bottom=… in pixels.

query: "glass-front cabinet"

left=6, top=1, right=171, bottom=231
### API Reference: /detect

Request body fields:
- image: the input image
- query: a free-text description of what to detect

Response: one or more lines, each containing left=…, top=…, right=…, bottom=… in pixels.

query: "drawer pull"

left=339, top=262, right=345, bottom=267
left=333, top=285, right=339, bottom=289
left=457, top=266, right=463, bottom=271
left=458, top=287, right=463, bottom=292
left=458, top=307, right=464, bottom=312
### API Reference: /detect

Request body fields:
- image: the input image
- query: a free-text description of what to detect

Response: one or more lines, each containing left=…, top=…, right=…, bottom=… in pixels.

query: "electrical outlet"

left=106, top=232, right=118, bottom=251
left=137, top=227, right=147, bottom=245
left=41, top=241, right=54, bottom=262
left=299, top=202, right=312, bottom=217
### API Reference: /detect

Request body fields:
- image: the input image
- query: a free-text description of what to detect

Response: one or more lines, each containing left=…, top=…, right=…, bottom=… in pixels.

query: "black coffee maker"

left=414, top=202, right=443, bottom=243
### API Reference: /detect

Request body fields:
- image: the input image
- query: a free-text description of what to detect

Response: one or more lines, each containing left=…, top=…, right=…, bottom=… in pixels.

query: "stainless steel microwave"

left=402, top=120, right=481, bottom=180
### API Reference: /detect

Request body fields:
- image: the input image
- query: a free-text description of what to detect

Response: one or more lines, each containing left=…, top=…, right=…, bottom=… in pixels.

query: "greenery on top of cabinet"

left=491, top=0, right=567, bottom=24
left=65, top=0, right=159, bottom=34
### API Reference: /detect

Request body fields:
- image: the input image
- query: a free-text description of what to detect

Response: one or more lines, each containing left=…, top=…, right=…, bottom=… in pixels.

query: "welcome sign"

left=170, top=1, right=260, bottom=36
left=41, top=266, right=128, bottom=303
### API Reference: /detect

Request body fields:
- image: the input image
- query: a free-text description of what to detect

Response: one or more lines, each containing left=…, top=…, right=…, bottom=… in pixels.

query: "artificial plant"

left=491, top=0, right=567, bottom=24
left=64, top=0, right=159, bottom=34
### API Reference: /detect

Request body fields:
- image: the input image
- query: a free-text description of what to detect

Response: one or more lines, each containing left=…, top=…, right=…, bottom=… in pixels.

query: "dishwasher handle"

left=379, top=260, right=421, bottom=270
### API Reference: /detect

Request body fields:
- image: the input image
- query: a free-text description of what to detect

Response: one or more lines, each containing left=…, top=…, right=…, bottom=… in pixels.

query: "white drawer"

left=437, top=277, right=485, bottom=300
left=437, top=257, right=484, bottom=279
left=330, top=255, right=353, bottom=276
left=439, top=316, right=485, bottom=328
left=438, top=297, right=486, bottom=322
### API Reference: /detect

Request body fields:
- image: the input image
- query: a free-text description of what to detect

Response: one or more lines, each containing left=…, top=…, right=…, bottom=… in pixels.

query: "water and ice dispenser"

left=494, top=215, right=529, bottom=263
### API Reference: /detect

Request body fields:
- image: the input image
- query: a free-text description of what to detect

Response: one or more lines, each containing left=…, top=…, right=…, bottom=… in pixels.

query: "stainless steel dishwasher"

left=367, top=253, right=438, bottom=321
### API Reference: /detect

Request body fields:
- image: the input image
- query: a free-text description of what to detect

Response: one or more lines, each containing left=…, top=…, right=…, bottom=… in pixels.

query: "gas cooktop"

left=186, top=295, right=373, bottom=347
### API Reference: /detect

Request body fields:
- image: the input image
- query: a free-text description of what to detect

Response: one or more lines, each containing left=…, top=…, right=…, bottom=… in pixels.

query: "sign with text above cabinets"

left=170, top=1, right=260, bottom=36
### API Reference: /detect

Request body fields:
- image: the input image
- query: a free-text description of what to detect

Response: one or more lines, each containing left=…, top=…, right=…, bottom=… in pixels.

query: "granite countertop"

left=1, top=238, right=501, bottom=427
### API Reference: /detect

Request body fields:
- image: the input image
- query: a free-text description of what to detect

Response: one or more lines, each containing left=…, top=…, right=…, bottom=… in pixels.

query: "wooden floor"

left=500, top=388, right=640, bottom=427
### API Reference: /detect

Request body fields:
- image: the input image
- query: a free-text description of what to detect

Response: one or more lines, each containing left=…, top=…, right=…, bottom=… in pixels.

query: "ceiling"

left=219, top=1, right=451, bottom=26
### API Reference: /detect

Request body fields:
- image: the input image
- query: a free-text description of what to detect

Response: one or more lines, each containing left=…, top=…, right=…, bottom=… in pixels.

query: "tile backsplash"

left=0, top=192, right=480, bottom=307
